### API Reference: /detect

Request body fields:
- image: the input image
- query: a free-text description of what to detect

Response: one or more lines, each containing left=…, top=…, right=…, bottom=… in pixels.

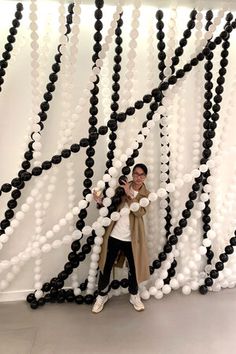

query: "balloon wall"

left=0, top=0, right=236, bottom=309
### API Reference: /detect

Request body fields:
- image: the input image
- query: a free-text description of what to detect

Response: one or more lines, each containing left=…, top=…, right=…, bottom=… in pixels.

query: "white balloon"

left=109, top=178, right=117, bottom=188
left=149, top=286, right=157, bottom=296
left=1, top=235, right=9, bottom=243
left=94, top=236, right=103, bottom=246
left=52, top=224, right=60, bottom=233
left=108, top=167, right=118, bottom=177
left=200, top=193, right=209, bottom=202
left=157, top=188, right=167, bottom=198
left=182, top=285, right=191, bottom=295
left=5, top=227, right=14, bottom=236
left=155, top=279, right=164, bottom=289
left=52, top=240, right=62, bottom=249
left=82, top=226, right=92, bottom=236
left=73, top=288, right=81, bottom=296
left=35, top=290, right=44, bottom=299
left=130, top=202, right=140, bottom=212
left=46, top=230, right=54, bottom=239
left=154, top=290, right=164, bottom=299
left=88, top=275, right=96, bottom=283
left=125, top=148, right=133, bottom=157
left=170, top=279, right=179, bottom=289
left=140, top=289, right=150, bottom=300
left=113, top=160, right=122, bottom=169
left=99, top=207, right=109, bottom=217
left=136, top=134, right=145, bottom=143
left=177, top=273, right=185, bottom=283
left=93, top=245, right=101, bottom=254
left=21, top=204, right=30, bottom=212
left=94, top=226, right=104, bottom=237
left=162, top=284, right=171, bottom=294
left=101, top=217, right=111, bottom=227
left=86, top=193, right=93, bottom=202
left=140, top=198, right=149, bottom=207
left=59, top=218, right=67, bottom=226
left=41, top=244, right=51, bottom=253
left=199, top=164, right=208, bottom=173
left=199, top=246, right=207, bottom=255
left=103, top=197, right=112, bottom=207
left=207, top=230, right=216, bottom=240
left=202, top=238, right=211, bottom=248
left=90, top=262, right=98, bottom=270
left=11, top=219, right=19, bottom=228
left=15, top=211, right=25, bottom=220
left=87, top=283, right=95, bottom=290
left=192, top=169, right=201, bottom=178
left=106, top=187, right=115, bottom=198
left=78, top=200, right=88, bottom=209
left=142, top=127, right=150, bottom=136
left=148, top=192, right=157, bottom=202
left=197, top=202, right=205, bottom=211
left=120, top=154, right=128, bottom=162
left=111, top=212, right=120, bottom=221
left=166, top=183, right=175, bottom=193
left=62, top=235, right=72, bottom=244
left=72, top=230, right=82, bottom=239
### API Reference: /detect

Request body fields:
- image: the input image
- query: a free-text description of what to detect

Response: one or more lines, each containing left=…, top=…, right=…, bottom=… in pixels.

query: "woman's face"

left=132, top=167, right=146, bottom=188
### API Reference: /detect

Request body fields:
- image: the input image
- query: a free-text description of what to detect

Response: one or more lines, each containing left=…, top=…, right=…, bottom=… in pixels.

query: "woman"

left=92, top=163, right=150, bottom=313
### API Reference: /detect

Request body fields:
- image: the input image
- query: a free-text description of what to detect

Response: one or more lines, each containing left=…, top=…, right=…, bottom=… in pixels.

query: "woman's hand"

left=92, top=190, right=103, bottom=205
left=122, top=181, right=134, bottom=199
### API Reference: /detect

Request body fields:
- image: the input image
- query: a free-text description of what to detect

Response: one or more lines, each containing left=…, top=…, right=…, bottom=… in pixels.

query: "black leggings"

left=98, top=236, right=138, bottom=296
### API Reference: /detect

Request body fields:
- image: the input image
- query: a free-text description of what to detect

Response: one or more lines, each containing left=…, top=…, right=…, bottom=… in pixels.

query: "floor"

left=0, top=288, right=234, bottom=354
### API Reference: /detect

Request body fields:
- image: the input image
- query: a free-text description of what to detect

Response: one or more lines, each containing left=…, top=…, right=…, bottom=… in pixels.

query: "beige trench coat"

left=98, top=182, right=150, bottom=284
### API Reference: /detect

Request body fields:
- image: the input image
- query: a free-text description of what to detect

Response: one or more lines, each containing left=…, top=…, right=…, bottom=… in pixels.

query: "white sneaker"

left=92, top=295, right=109, bottom=314
left=129, top=294, right=145, bottom=312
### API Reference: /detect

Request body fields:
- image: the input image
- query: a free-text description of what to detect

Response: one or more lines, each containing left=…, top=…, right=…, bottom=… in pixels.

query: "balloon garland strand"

left=80, top=0, right=105, bottom=205
left=63, top=1, right=82, bottom=293
left=201, top=10, right=215, bottom=266
left=191, top=7, right=204, bottom=171
left=160, top=9, right=197, bottom=284
left=144, top=21, right=159, bottom=260
left=156, top=9, right=175, bottom=283
left=120, top=1, right=141, bottom=156
left=0, top=2, right=24, bottom=93
left=156, top=9, right=172, bottom=242
left=104, top=14, right=123, bottom=171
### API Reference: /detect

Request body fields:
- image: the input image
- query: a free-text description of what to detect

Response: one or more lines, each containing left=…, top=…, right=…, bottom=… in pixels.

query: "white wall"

left=0, top=1, right=236, bottom=301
